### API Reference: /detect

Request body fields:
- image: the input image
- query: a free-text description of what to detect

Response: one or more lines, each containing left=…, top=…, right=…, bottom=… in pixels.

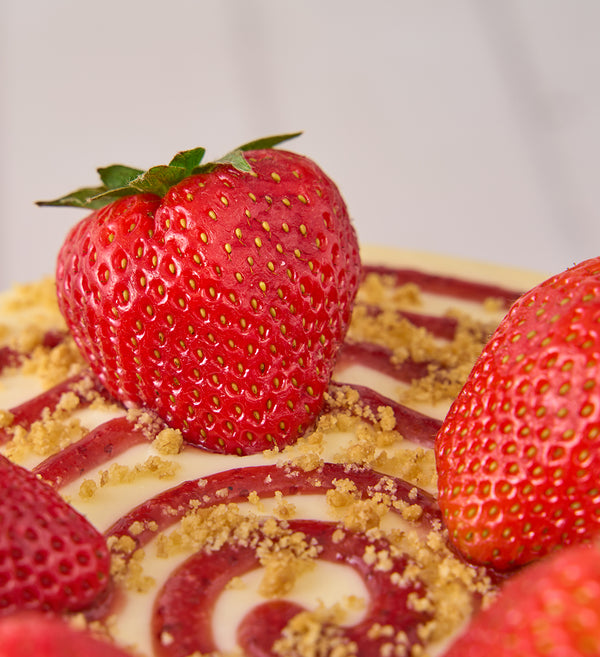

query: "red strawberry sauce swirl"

left=0, top=330, right=66, bottom=376
left=0, top=346, right=22, bottom=374
left=0, top=265, right=522, bottom=651
left=102, top=464, right=439, bottom=655
left=361, top=265, right=522, bottom=309
left=153, top=519, right=431, bottom=657
left=105, top=463, right=439, bottom=552
left=327, top=381, right=441, bottom=449
left=26, top=453, right=447, bottom=653
left=337, top=341, right=432, bottom=384
left=33, top=416, right=151, bottom=488
left=0, top=370, right=111, bottom=446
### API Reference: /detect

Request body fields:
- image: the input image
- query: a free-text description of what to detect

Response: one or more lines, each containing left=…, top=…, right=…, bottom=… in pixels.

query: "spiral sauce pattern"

left=0, top=252, right=538, bottom=656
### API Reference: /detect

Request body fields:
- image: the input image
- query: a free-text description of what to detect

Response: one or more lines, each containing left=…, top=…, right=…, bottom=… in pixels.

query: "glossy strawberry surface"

left=436, top=257, right=600, bottom=569
left=0, top=455, right=111, bottom=616
left=0, top=612, right=134, bottom=657
left=443, top=542, right=600, bottom=657
left=53, top=142, right=361, bottom=454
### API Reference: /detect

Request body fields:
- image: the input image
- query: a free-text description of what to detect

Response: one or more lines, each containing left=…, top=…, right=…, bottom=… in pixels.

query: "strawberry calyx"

left=36, top=132, right=302, bottom=210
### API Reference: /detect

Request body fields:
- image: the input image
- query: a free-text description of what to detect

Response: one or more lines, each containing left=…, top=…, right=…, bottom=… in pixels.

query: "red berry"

left=48, top=138, right=361, bottom=455
left=0, top=612, right=133, bottom=657
left=442, top=543, right=600, bottom=657
left=436, top=256, right=600, bottom=569
left=0, top=455, right=112, bottom=616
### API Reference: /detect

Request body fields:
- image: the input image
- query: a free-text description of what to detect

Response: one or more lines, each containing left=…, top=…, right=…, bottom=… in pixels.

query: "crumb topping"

left=79, top=456, right=180, bottom=500
left=0, top=266, right=510, bottom=656
left=349, top=274, right=499, bottom=410
left=273, top=601, right=361, bottom=657
left=21, top=336, right=87, bottom=388
left=398, top=310, right=496, bottom=407
left=152, top=427, right=184, bottom=455
left=4, top=408, right=87, bottom=463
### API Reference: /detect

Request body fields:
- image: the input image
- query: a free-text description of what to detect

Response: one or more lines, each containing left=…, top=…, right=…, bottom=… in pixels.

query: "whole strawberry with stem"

left=436, top=256, right=600, bottom=570
left=0, top=454, right=112, bottom=616
left=39, top=134, right=361, bottom=455
left=442, top=542, right=600, bottom=657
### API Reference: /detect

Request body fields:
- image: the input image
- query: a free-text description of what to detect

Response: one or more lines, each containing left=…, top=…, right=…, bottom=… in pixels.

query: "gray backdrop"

left=1, top=0, right=598, bottom=287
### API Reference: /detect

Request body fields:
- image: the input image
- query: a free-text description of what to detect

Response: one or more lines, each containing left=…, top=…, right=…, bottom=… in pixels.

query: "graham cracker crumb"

left=226, top=576, right=246, bottom=591
left=0, top=264, right=512, bottom=654
left=273, top=601, right=360, bottom=657
left=126, top=407, right=165, bottom=439
left=152, top=427, right=184, bottom=455
left=4, top=412, right=87, bottom=464
left=0, top=409, right=14, bottom=428
left=248, top=490, right=265, bottom=511
left=273, top=491, right=297, bottom=520
left=98, top=456, right=180, bottom=486
left=483, top=296, right=504, bottom=313
left=155, top=504, right=258, bottom=559
left=129, top=521, right=146, bottom=536
left=2, top=278, right=60, bottom=314
left=256, top=528, right=319, bottom=598
left=111, top=547, right=156, bottom=594
left=21, top=336, right=87, bottom=388
left=397, top=310, right=496, bottom=407
left=79, top=479, right=98, bottom=499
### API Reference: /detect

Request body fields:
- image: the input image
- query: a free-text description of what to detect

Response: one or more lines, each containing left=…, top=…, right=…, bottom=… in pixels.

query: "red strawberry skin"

left=56, top=148, right=361, bottom=455
left=0, top=455, right=112, bottom=616
left=442, top=543, right=600, bottom=657
left=0, top=612, right=133, bottom=657
left=436, top=257, right=600, bottom=570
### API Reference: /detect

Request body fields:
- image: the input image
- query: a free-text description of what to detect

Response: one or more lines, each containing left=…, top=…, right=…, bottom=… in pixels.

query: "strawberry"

left=442, top=542, right=600, bottom=657
left=0, top=454, right=112, bottom=616
left=39, top=134, right=361, bottom=455
left=0, top=612, right=134, bottom=657
left=436, top=256, right=600, bottom=570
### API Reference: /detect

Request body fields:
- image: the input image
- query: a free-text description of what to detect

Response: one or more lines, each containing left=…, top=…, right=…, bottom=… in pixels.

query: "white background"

left=1, top=0, right=599, bottom=288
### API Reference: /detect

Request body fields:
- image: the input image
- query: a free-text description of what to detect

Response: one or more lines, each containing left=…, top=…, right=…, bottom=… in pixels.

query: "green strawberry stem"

left=37, top=132, right=302, bottom=210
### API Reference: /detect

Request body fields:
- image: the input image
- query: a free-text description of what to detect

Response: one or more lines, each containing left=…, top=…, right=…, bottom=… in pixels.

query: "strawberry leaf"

left=90, top=164, right=190, bottom=204
left=132, top=165, right=190, bottom=195
left=168, top=147, right=206, bottom=172
left=77, top=187, right=139, bottom=208
left=97, top=165, right=144, bottom=189
left=37, top=133, right=302, bottom=209
left=238, top=132, right=302, bottom=151
left=190, top=134, right=302, bottom=177
left=192, top=148, right=252, bottom=175
left=215, top=148, right=253, bottom=172
left=36, top=186, right=109, bottom=209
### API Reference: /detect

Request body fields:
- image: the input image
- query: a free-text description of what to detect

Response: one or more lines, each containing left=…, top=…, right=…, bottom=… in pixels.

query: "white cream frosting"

left=0, top=245, right=546, bottom=656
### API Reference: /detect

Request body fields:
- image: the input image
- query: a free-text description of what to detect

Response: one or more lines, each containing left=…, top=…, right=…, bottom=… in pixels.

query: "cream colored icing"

left=0, top=245, right=547, bottom=656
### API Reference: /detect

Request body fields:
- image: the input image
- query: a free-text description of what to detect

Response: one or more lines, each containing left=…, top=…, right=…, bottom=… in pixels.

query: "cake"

left=0, top=237, right=545, bottom=656
left=6, top=137, right=598, bottom=657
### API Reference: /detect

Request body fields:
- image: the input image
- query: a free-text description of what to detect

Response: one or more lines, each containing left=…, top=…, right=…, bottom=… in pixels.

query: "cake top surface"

left=2, top=135, right=596, bottom=657
left=0, top=242, right=547, bottom=656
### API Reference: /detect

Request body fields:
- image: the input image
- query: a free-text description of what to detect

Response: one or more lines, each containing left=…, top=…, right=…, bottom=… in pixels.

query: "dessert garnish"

left=443, top=541, right=600, bottom=656
left=8, top=142, right=593, bottom=654
left=0, top=611, right=133, bottom=657
left=0, top=454, right=112, bottom=617
left=38, top=134, right=361, bottom=455
left=436, top=256, right=600, bottom=569
left=153, top=519, right=431, bottom=657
